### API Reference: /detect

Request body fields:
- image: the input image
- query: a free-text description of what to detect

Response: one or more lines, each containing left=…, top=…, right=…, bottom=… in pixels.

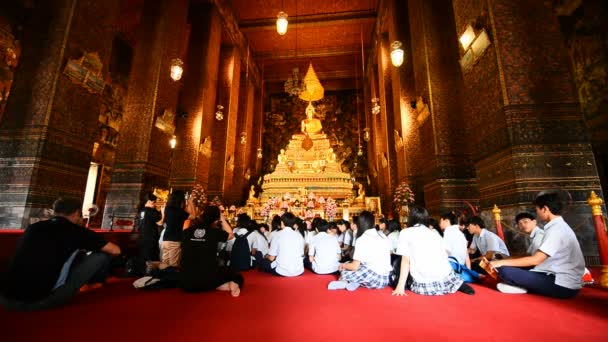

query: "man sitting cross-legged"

left=466, top=216, right=510, bottom=274
left=306, top=220, right=341, bottom=274
left=261, top=212, right=305, bottom=277
left=490, top=191, right=585, bottom=299
left=1, top=198, right=121, bottom=311
left=515, top=212, right=544, bottom=256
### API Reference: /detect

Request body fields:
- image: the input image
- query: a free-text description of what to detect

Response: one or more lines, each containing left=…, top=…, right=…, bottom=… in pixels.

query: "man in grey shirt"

left=490, top=191, right=585, bottom=298
left=515, top=212, right=544, bottom=255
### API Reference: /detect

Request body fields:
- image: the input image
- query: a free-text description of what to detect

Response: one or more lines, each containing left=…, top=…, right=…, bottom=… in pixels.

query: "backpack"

left=448, top=256, right=480, bottom=283
left=230, top=231, right=253, bottom=271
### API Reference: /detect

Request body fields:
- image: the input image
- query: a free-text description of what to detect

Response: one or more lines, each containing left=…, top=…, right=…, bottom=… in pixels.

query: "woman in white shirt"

left=392, top=206, right=475, bottom=296
left=328, top=211, right=392, bottom=291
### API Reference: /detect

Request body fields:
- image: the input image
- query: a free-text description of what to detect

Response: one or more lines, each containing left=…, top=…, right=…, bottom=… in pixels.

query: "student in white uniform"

left=336, top=219, right=353, bottom=260
left=491, top=191, right=585, bottom=298
left=392, top=206, right=475, bottom=296
left=306, top=220, right=341, bottom=274
left=225, top=213, right=250, bottom=254
left=440, top=212, right=479, bottom=283
left=249, top=221, right=269, bottom=269
left=467, top=216, right=510, bottom=274
left=515, top=212, right=544, bottom=255
left=262, top=212, right=305, bottom=277
left=268, top=215, right=282, bottom=248
left=328, top=211, right=392, bottom=291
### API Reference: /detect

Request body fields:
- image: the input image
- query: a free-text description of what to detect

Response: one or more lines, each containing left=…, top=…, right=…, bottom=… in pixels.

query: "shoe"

left=328, top=280, right=348, bottom=290
left=133, top=276, right=160, bottom=289
left=497, top=282, right=527, bottom=294
left=346, top=282, right=360, bottom=291
left=458, top=283, right=475, bottom=295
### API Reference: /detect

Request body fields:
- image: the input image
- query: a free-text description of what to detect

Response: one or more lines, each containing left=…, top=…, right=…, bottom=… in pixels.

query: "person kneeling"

left=490, top=191, right=584, bottom=299
left=392, top=206, right=474, bottom=296
left=328, top=211, right=391, bottom=291
left=1, top=198, right=121, bottom=311
left=179, top=206, right=243, bottom=297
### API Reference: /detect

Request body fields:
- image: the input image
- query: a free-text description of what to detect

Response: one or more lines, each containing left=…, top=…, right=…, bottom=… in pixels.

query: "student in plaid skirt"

left=328, top=211, right=392, bottom=291
left=392, top=206, right=475, bottom=296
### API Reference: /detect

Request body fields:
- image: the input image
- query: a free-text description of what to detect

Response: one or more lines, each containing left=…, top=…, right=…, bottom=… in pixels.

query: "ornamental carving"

left=63, top=52, right=106, bottom=94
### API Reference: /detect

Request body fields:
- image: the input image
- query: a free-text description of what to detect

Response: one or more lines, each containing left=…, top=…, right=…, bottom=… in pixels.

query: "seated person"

left=466, top=216, right=510, bottom=273
left=261, top=212, right=305, bottom=277
left=490, top=191, right=585, bottom=299
left=515, top=212, right=544, bottom=256
left=249, top=221, right=269, bottom=269
left=306, top=220, right=341, bottom=274
left=179, top=206, right=243, bottom=297
left=440, top=212, right=479, bottom=283
left=1, top=198, right=121, bottom=311
left=392, top=206, right=474, bottom=296
left=328, top=211, right=392, bottom=291
left=336, top=219, right=353, bottom=260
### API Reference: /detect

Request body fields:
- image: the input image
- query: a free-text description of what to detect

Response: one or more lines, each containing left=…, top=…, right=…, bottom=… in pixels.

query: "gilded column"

left=171, top=4, right=222, bottom=191
left=0, top=0, right=120, bottom=228
left=102, top=0, right=188, bottom=228
left=587, top=192, right=608, bottom=288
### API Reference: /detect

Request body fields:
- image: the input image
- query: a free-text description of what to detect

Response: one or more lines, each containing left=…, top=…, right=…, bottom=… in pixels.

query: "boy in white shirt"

left=307, top=220, right=341, bottom=274
left=328, top=211, right=392, bottom=291
left=515, top=212, right=544, bottom=256
left=261, top=212, right=305, bottom=277
left=466, top=216, right=510, bottom=274
left=491, top=191, right=585, bottom=298
left=440, top=212, right=479, bottom=283
left=392, top=206, right=475, bottom=296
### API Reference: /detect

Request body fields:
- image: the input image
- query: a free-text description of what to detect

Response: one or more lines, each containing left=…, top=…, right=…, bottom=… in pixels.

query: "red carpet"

left=1, top=270, right=607, bottom=341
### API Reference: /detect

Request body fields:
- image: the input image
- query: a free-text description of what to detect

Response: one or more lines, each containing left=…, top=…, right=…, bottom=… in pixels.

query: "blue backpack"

left=230, top=231, right=253, bottom=271
left=448, top=256, right=480, bottom=283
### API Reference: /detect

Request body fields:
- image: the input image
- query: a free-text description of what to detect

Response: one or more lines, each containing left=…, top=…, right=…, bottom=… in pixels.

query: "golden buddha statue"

left=301, top=102, right=323, bottom=134
left=278, top=149, right=287, bottom=164
left=355, top=183, right=366, bottom=202
left=326, top=147, right=336, bottom=163
left=249, top=185, right=256, bottom=201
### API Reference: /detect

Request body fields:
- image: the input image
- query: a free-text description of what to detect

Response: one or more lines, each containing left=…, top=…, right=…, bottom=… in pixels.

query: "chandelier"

left=284, top=68, right=305, bottom=96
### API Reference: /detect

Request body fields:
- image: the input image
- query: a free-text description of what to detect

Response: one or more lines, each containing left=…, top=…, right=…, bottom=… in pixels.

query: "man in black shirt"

left=1, top=198, right=121, bottom=311
left=138, top=193, right=162, bottom=263
left=179, top=206, right=243, bottom=297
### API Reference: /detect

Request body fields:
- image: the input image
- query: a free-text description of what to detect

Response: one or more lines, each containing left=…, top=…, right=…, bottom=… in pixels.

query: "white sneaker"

left=328, top=280, right=348, bottom=290
left=497, top=282, right=528, bottom=294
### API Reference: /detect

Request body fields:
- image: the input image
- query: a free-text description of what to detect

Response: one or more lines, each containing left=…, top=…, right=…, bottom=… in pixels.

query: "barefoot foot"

left=229, top=281, right=240, bottom=297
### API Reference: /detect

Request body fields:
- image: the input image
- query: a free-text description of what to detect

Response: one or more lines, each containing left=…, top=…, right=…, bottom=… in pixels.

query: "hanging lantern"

left=215, top=105, right=224, bottom=121
left=170, top=58, right=184, bottom=81
left=276, top=11, right=288, bottom=35
left=357, top=145, right=364, bottom=156
left=170, top=135, right=177, bottom=149
left=363, top=128, right=370, bottom=142
left=257, top=147, right=263, bottom=159
left=371, top=98, right=380, bottom=115
left=240, top=132, right=247, bottom=145
left=390, top=41, right=404, bottom=67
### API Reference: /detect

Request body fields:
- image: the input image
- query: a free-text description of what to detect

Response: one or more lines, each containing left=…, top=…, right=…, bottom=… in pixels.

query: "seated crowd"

left=0, top=190, right=587, bottom=311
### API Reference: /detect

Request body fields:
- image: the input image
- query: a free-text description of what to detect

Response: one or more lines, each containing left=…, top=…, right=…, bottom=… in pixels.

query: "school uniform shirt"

left=388, top=231, right=400, bottom=253
left=527, top=226, right=545, bottom=256
left=396, top=224, right=453, bottom=283
left=250, top=230, right=269, bottom=256
left=532, top=217, right=585, bottom=290
left=308, top=232, right=341, bottom=274
left=304, top=230, right=317, bottom=245
left=226, top=227, right=248, bottom=252
left=268, top=230, right=281, bottom=248
left=268, top=227, right=305, bottom=276
left=352, top=229, right=392, bottom=276
left=3, top=217, right=107, bottom=301
left=443, top=225, right=468, bottom=265
left=470, top=229, right=510, bottom=258
left=338, top=230, right=353, bottom=246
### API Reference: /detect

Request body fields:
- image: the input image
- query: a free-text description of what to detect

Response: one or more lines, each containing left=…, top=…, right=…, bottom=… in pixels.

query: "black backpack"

left=230, top=231, right=253, bottom=271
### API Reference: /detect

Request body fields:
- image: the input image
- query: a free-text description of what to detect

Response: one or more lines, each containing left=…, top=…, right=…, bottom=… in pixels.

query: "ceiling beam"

left=254, top=46, right=369, bottom=60
left=240, top=10, right=376, bottom=31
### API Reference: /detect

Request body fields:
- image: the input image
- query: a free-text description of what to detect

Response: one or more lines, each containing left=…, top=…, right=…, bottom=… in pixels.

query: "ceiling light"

left=276, top=11, right=288, bottom=35
left=170, top=58, right=184, bottom=81
left=390, top=41, right=404, bottom=67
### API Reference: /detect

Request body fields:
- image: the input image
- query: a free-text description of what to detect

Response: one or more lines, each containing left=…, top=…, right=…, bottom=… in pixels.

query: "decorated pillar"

left=102, top=0, right=188, bottom=228
left=406, top=0, right=478, bottom=216
left=451, top=0, right=602, bottom=254
left=492, top=204, right=505, bottom=241
left=588, top=191, right=608, bottom=288
left=0, top=0, right=120, bottom=228
left=229, top=76, right=255, bottom=204
left=207, top=46, right=241, bottom=200
left=171, top=4, right=222, bottom=191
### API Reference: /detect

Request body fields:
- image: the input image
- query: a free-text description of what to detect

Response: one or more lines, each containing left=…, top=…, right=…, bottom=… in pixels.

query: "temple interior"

left=1, top=0, right=608, bottom=339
